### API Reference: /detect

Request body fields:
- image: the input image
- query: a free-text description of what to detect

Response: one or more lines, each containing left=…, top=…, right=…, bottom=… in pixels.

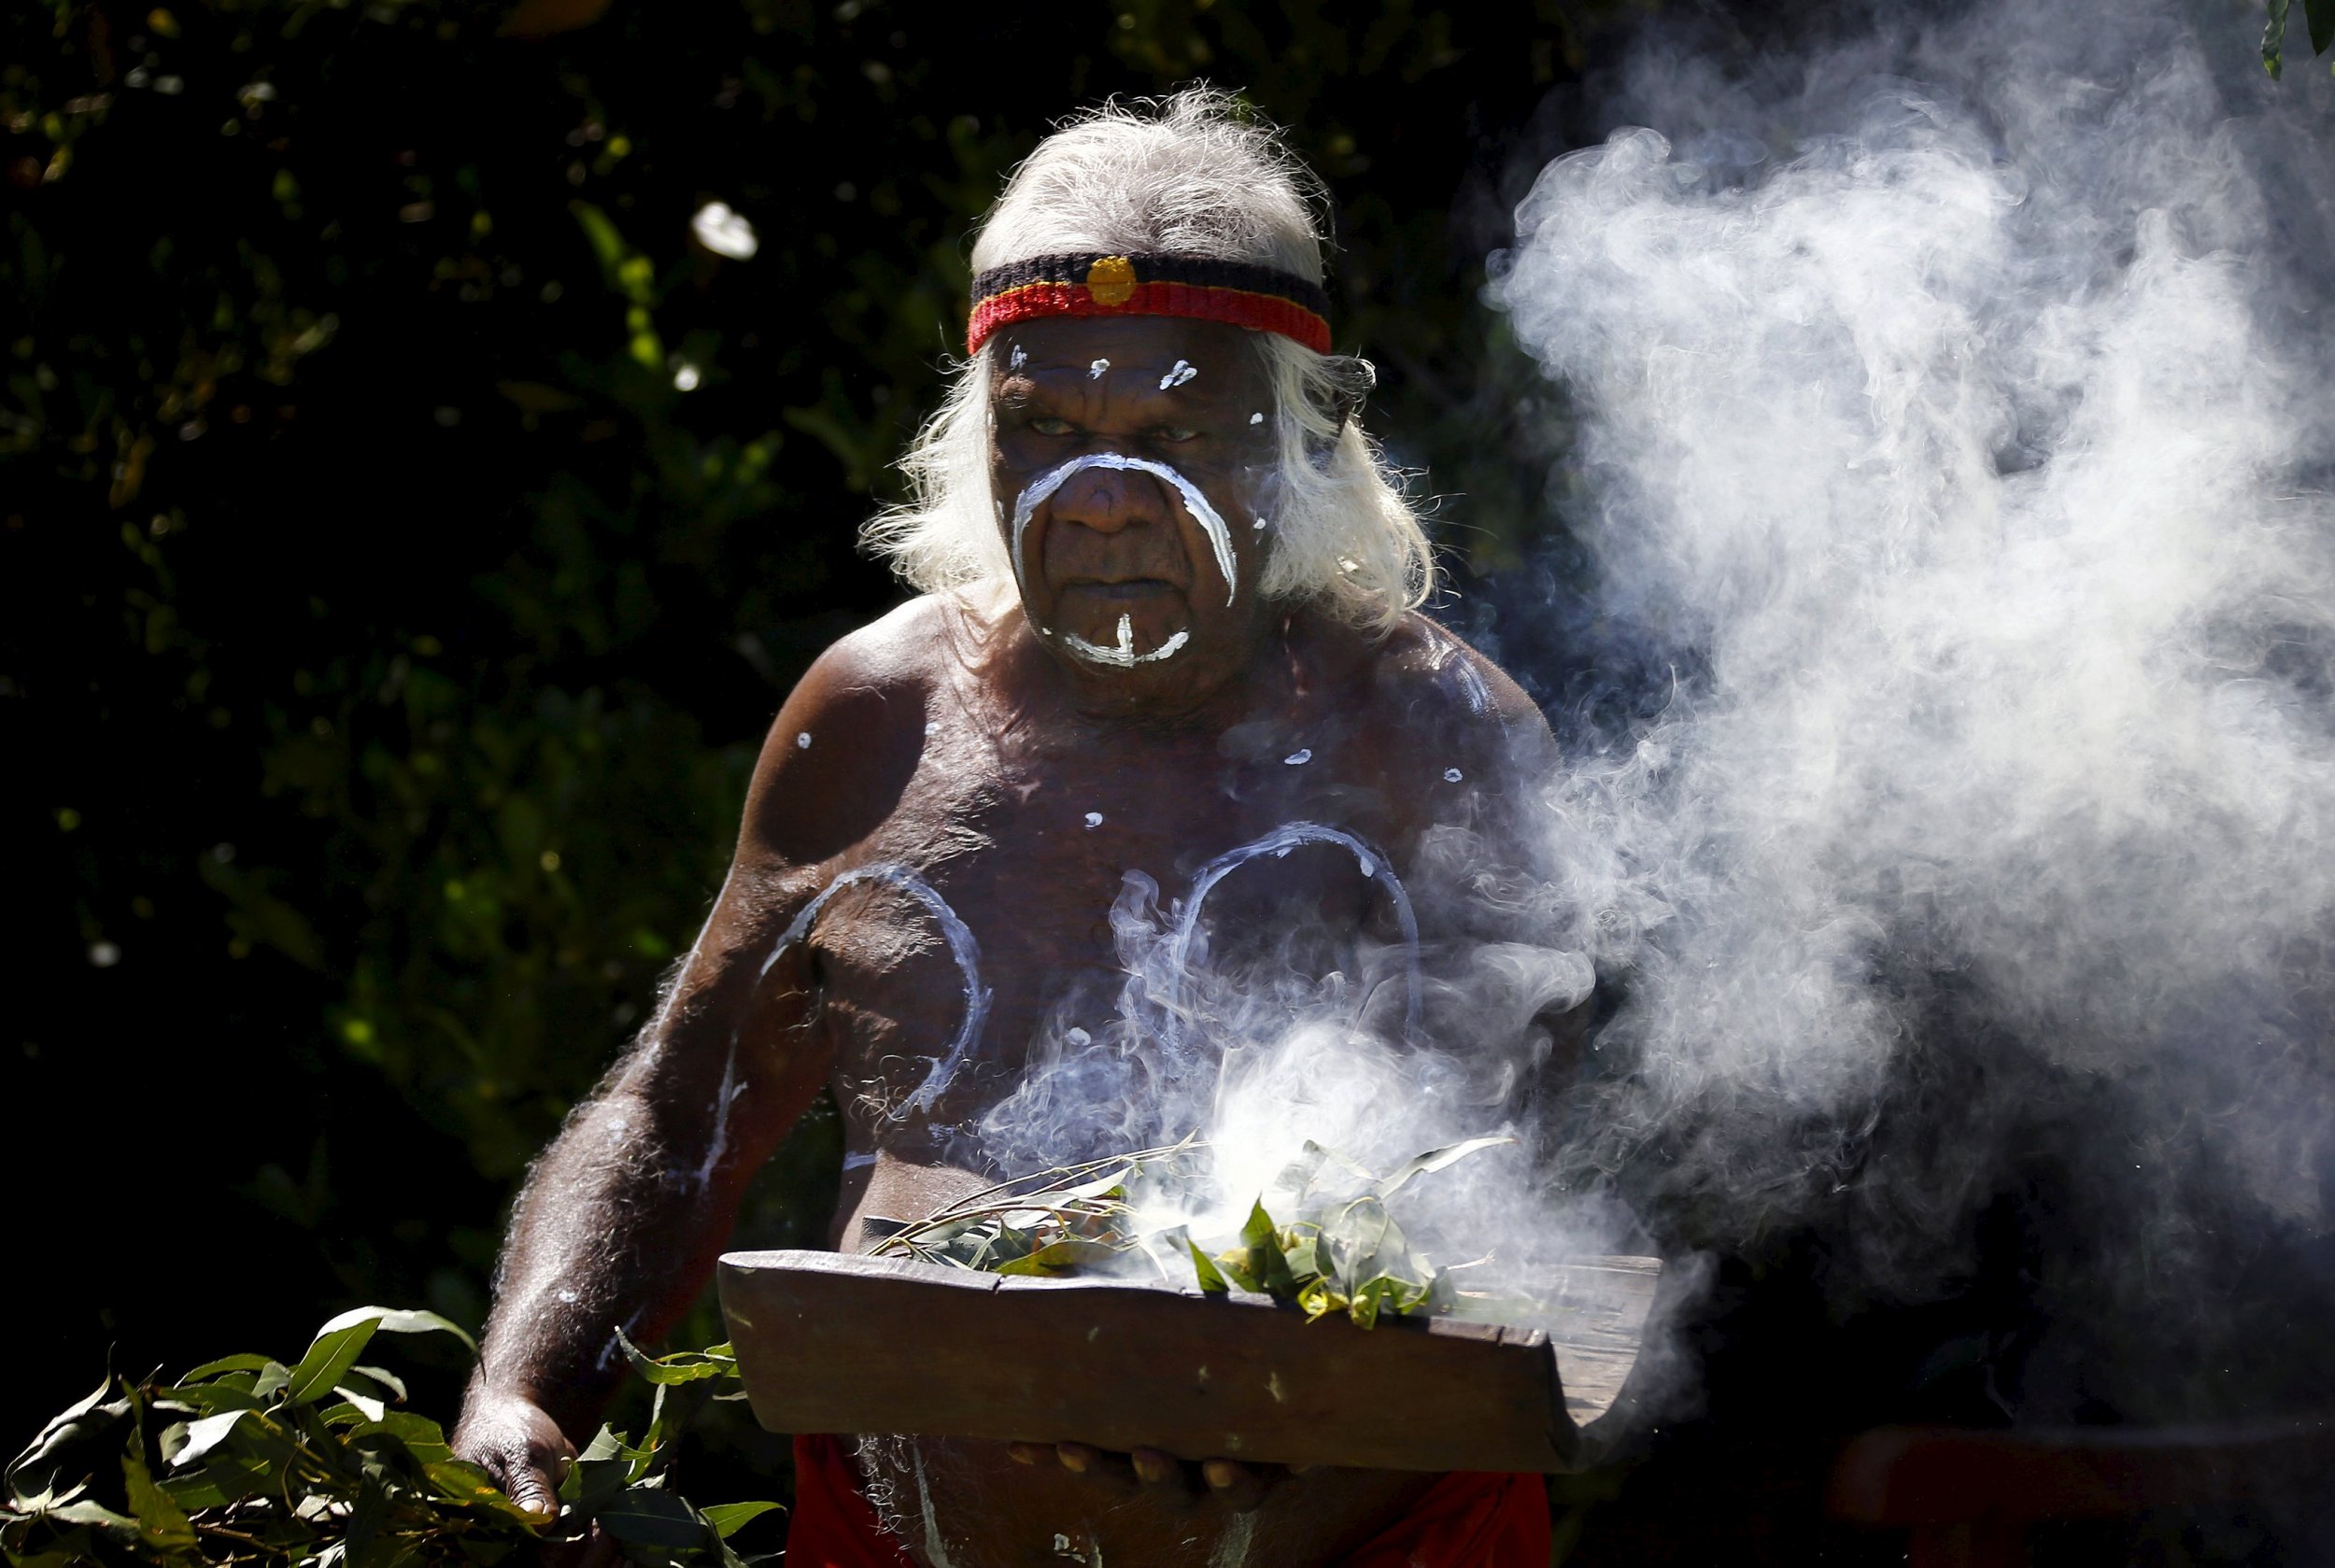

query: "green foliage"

left=1, top=1312, right=774, bottom=1568
left=2262, top=0, right=2335, bottom=76
left=875, top=1135, right=1521, bottom=1330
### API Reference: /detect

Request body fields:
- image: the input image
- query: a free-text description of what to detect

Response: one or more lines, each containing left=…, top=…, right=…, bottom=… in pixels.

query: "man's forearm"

left=470, top=1085, right=741, bottom=1437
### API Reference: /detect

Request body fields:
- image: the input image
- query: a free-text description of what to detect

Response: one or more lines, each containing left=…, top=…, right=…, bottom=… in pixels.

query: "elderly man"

left=453, top=91, right=1573, bottom=1567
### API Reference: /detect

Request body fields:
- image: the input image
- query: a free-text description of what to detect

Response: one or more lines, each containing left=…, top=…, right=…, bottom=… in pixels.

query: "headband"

left=968, top=252, right=1333, bottom=357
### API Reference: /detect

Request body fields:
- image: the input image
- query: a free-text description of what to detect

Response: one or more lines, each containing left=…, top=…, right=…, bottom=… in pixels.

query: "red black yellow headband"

left=968, top=252, right=1334, bottom=357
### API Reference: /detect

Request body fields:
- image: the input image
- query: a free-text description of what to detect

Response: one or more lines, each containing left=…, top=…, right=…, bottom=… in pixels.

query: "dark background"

left=6, top=1, right=2322, bottom=1562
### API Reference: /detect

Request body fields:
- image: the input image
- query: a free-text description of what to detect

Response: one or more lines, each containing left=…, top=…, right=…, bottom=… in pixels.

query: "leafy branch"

left=2262, top=0, right=2335, bottom=78
left=2, top=1311, right=776, bottom=1568
left=871, top=1134, right=1528, bottom=1331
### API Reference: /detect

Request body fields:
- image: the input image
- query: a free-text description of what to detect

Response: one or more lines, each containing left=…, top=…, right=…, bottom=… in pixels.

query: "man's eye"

left=1028, top=417, right=1076, bottom=436
left=1154, top=426, right=1201, bottom=444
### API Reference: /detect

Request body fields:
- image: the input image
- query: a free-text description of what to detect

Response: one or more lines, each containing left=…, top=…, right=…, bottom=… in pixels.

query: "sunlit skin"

left=450, top=313, right=1573, bottom=1568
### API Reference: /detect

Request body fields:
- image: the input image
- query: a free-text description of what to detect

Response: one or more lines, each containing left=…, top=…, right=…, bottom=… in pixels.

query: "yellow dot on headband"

left=1085, top=255, right=1138, bottom=307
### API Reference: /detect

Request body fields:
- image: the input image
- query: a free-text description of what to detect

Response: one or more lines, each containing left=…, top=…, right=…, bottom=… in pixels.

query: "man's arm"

left=451, top=624, right=928, bottom=1514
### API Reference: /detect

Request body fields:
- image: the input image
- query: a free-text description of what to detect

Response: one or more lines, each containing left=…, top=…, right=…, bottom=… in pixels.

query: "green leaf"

left=167, top=1409, right=251, bottom=1469
left=344, top=1365, right=410, bottom=1403
left=38, top=1500, right=140, bottom=1540
left=2308, top=0, right=2334, bottom=55
left=317, top=1306, right=480, bottom=1357
left=329, top=1387, right=389, bottom=1423
left=613, top=1330, right=732, bottom=1386
left=120, top=1438, right=196, bottom=1551
left=595, top=1485, right=712, bottom=1550
left=286, top=1319, right=382, bottom=1406
left=6, top=1377, right=130, bottom=1506
left=1237, top=1200, right=1297, bottom=1295
left=2266, top=0, right=2294, bottom=78
left=177, top=1354, right=275, bottom=1383
left=349, top=1411, right=455, bottom=1466
left=699, top=1500, right=784, bottom=1539
left=1378, top=1136, right=1515, bottom=1199
left=1187, top=1236, right=1230, bottom=1293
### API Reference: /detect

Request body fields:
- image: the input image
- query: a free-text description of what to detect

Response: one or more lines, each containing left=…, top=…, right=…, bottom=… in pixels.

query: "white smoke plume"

left=962, top=0, right=2334, bottom=1447
left=1478, top=0, right=2335, bottom=1424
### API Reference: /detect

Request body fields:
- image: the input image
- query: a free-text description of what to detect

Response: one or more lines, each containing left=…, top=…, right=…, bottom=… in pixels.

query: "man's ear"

left=1319, top=354, right=1378, bottom=431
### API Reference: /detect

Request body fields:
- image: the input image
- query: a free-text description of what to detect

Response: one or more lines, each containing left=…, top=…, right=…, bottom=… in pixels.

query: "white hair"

left=862, top=89, right=1435, bottom=634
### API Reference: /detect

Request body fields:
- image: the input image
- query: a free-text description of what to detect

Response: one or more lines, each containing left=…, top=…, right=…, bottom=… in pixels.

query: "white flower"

left=691, top=201, right=758, bottom=261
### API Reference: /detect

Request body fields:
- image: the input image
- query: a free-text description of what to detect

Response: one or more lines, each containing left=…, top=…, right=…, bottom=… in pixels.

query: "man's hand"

left=452, top=1386, right=576, bottom=1521
left=1004, top=1441, right=1295, bottom=1512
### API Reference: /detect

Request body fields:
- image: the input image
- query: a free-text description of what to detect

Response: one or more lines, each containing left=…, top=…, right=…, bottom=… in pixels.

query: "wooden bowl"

left=717, top=1249, right=1659, bottom=1474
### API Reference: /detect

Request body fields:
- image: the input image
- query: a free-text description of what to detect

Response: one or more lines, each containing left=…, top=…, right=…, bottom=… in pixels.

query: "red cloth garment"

left=785, top=1434, right=918, bottom=1568
left=1330, top=1469, right=1552, bottom=1568
left=783, top=1436, right=1550, bottom=1568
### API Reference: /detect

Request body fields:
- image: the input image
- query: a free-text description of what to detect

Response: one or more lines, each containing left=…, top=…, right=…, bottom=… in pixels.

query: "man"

left=453, top=90, right=1576, bottom=1568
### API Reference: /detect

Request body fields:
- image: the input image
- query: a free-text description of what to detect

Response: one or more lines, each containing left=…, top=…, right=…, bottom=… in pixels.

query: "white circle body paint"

left=796, top=732, right=812, bottom=750
left=1284, top=748, right=1312, bottom=766
left=1159, top=359, right=1198, bottom=389
left=1084, top=811, right=1104, bottom=829
left=1089, top=359, right=1110, bottom=379
left=1250, top=411, right=1265, bottom=425
left=1444, top=767, right=1465, bottom=783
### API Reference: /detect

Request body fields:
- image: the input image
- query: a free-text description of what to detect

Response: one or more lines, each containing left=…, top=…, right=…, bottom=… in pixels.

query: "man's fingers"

left=1129, top=1448, right=1178, bottom=1487
left=504, top=1462, right=560, bottom=1523
left=1201, top=1458, right=1271, bottom=1513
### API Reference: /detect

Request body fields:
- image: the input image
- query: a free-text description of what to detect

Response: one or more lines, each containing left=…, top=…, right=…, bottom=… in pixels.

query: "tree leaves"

left=0, top=1311, right=775, bottom=1568
left=896, top=1134, right=1520, bottom=1332
left=2263, top=0, right=2335, bottom=77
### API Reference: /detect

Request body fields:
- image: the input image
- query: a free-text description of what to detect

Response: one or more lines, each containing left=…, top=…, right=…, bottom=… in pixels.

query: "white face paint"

left=1063, top=612, right=1191, bottom=668
left=1159, top=359, right=1198, bottom=390
left=1009, top=452, right=1240, bottom=607
left=1249, top=411, right=1265, bottom=425
left=796, top=731, right=812, bottom=749
left=1088, top=359, right=1109, bottom=379
left=1083, top=811, right=1104, bottom=828
left=1009, top=343, right=1026, bottom=371
left=1283, top=748, right=1311, bottom=766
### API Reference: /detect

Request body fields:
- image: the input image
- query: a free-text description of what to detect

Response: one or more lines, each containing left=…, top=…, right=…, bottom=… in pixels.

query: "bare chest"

left=788, top=716, right=1422, bottom=1163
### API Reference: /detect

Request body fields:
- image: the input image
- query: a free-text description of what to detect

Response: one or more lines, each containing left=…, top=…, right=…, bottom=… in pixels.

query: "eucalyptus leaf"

left=121, top=1440, right=197, bottom=1551
left=699, top=1500, right=784, bottom=1539
left=1378, top=1135, right=1515, bottom=1198
left=2267, top=0, right=2296, bottom=77
left=168, top=1409, right=253, bottom=1470
left=596, top=1486, right=713, bottom=1550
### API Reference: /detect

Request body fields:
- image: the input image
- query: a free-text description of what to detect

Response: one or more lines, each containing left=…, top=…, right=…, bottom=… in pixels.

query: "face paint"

left=1249, top=411, right=1265, bottom=425
left=1283, top=748, right=1311, bottom=765
left=1010, top=452, right=1240, bottom=607
left=1063, top=613, right=1191, bottom=668
left=1084, top=812, right=1104, bottom=828
left=796, top=732, right=813, bottom=749
left=1159, top=359, right=1198, bottom=389
left=1444, top=767, right=1465, bottom=783
left=1089, top=359, right=1110, bottom=379
left=1010, top=343, right=1027, bottom=371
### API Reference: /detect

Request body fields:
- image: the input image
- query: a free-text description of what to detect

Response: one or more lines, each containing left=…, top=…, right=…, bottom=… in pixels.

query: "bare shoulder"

left=1368, top=612, right=1553, bottom=756
left=736, top=595, right=964, bottom=872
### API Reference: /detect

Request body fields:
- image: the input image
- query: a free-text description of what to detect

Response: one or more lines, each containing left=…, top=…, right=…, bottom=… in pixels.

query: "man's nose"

left=1050, top=459, right=1170, bottom=536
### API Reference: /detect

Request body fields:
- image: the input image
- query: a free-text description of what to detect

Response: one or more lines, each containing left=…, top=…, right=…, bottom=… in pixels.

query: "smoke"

left=962, top=0, right=2335, bottom=1448
left=1478, top=0, right=2335, bottom=1423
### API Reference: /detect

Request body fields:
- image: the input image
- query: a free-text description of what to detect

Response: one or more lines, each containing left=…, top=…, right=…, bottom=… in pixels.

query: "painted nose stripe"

left=1009, top=452, right=1240, bottom=608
